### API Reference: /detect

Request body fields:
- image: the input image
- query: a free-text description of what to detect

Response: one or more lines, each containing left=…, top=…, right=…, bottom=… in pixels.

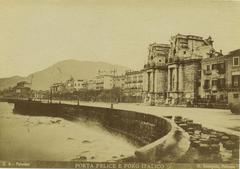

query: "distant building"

left=14, top=81, right=32, bottom=98
left=114, top=75, right=125, bottom=88
left=50, top=82, right=65, bottom=94
left=124, top=70, right=143, bottom=100
left=65, top=77, right=75, bottom=93
left=96, top=75, right=113, bottom=90
left=96, top=70, right=116, bottom=90
left=74, top=79, right=86, bottom=91
left=33, top=90, right=48, bottom=100
left=87, top=79, right=97, bottom=90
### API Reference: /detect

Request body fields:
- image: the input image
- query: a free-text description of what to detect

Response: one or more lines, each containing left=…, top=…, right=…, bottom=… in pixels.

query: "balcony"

left=155, top=62, right=167, bottom=67
left=180, top=43, right=188, bottom=48
left=212, top=69, right=219, bottom=76
left=203, top=84, right=210, bottom=92
left=132, top=80, right=137, bottom=83
left=204, top=70, right=212, bottom=75
left=211, top=85, right=218, bottom=92
left=227, top=84, right=240, bottom=91
left=96, top=81, right=104, bottom=84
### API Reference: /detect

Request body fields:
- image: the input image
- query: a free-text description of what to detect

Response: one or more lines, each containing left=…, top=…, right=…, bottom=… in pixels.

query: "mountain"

left=0, top=76, right=26, bottom=90
left=0, top=60, right=130, bottom=90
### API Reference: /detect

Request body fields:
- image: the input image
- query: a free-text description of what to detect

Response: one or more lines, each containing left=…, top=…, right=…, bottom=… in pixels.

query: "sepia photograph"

left=0, top=0, right=239, bottom=168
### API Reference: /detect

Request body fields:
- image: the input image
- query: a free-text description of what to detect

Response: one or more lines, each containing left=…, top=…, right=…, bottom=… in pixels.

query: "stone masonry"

left=143, top=34, right=218, bottom=105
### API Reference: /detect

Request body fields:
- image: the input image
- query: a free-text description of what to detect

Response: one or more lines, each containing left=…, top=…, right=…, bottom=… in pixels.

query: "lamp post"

left=59, top=92, right=61, bottom=104
left=50, top=88, right=52, bottom=104
left=110, top=68, right=116, bottom=109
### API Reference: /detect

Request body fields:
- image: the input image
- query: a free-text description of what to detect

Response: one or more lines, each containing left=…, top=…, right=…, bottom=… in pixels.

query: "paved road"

left=44, top=100, right=240, bottom=136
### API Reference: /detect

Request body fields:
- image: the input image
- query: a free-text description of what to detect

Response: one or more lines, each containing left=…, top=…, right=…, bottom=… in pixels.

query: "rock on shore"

left=230, top=103, right=240, bottom=114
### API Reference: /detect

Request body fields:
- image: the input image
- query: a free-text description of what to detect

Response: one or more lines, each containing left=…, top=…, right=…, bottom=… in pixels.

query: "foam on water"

left=0, top=102, right=137, bottom=162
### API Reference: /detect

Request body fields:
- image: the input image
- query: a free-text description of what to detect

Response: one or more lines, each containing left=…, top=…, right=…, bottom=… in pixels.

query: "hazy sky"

left=0, top=0, right=240, bottom=78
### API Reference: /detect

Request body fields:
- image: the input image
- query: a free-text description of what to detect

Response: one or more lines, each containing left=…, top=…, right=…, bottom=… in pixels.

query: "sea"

left=0, top=102, right=137, bottom=162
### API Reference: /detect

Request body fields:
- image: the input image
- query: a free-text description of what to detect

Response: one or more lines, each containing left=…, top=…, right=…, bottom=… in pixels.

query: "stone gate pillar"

left=167, top=68, right=171, bottom=91
left=174, top=68, right=178, bottom=92
left=179, top=64, right=184, bottom=92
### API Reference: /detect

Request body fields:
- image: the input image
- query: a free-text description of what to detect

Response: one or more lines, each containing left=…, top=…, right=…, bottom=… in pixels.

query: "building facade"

left=200, top=54, right=227, bottom=103
left=124, top=70, right=143, bottom=99
left=14, top=81, right=32, bottom=98
left=225, top=50, right=240, bottom=104
left=114, top=75, right=125, bottom=89
left=50, top=82, right=65, bottom=94
left=86, top=79, right=97, bottom=90
left=96, top=71, right=114, bottom=90
left=199, top=49, right=240, bottom=105
left=143, top=34, right=217, bottom=105
left=65, top=77, right=75, bottom=93
left=166, top=34, right=214, bottom=104
left=74, top=79, right=86, bottom=91
left=142, top=43, right=170, bottom=105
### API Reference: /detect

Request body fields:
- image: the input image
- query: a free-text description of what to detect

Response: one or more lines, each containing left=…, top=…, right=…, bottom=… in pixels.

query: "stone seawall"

left=11, top=100, right=190, bottom=162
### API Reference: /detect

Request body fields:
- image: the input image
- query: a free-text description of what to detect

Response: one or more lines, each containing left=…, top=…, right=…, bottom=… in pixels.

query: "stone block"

left=175, top=120, right=185, bottom=125
left=230, top=103, right=240, bottom=114
left=194, top=130, right=201, bottom=135
left=164, top=116, right=172, bottom=119
left=221, top=135, right=230, bottom=142
left=209, top=134, right=218, bottom=139
left=210, top=131, right=218, bottom=135
left=199, top=138, right=210, bottom=144
left=223, top=140, right=236, bottom=150
left=198, top=143, right=211, bottom=154
left=186, top=119, right=193, bottom=123
left=201, top=127, right=210, bottom=134
left=209, top=138, right=220, bottom=144
left=187, top=127, right=194, bottom=133
left=210, top=144, right=220, bottom=153
left=232, top=149, right=239, bottom=158
left=193, top=134, right=201, bottom=140
left=188, top=131, right=194, bottom=136
left=174, top=116, right=182, bottom=121
left=178, top=123, right=188, bottom=130
left=228, top=134, right=239, bottom=142
left=188, top=123, right=201, bottom=130
left=191, top=140, right=201, bottom=148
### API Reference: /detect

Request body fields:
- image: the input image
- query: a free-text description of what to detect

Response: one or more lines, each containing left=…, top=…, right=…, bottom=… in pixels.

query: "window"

left=218, top=63, right=226, bottom=74
left=203, top=80, right=210, bottom=89
left=232, top=75, right=240, bottom=87
left=233, top=94, right=239, bottom=99
left=219, top=95, right=224, bottom=100
left=233, top=57, right=239, bottom=66
left=183, top=51, right=186, bottom=54
left=212, top=64, right=218, bottom=70
left=219, top=63, right=225, bottom=70
left=207, top=65, right=211, bottom=71
left=212, top=80, right=219, bottom=87
left=219, top=78, right=225, bottom=88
